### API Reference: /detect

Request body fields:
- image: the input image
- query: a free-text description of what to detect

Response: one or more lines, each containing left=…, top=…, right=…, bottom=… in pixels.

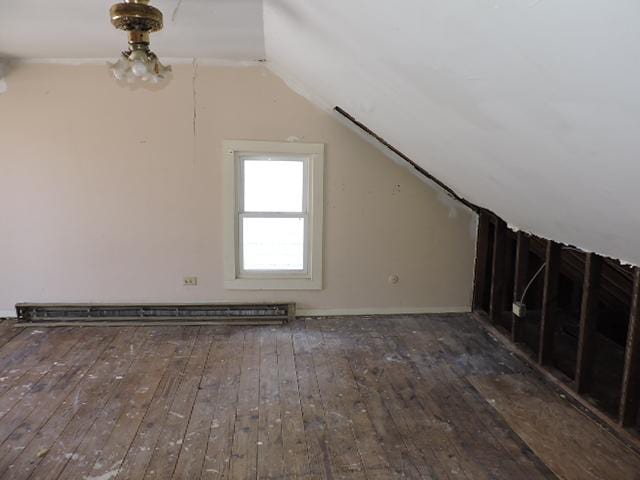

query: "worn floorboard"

left=0, top=315, right=638, bottom=479
left=469, top=373, right=640, bottom=480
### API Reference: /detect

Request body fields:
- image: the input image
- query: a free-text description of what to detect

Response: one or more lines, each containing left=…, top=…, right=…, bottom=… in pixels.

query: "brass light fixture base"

left=110, top=0, right=163, bottom=33
left=127, top=31, right=150, bottom=45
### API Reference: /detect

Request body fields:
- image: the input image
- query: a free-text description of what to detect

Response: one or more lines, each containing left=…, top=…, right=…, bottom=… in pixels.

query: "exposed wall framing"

left=620, top=269, right=640, bottom=426
left=473, top=212, right=640, bottom=438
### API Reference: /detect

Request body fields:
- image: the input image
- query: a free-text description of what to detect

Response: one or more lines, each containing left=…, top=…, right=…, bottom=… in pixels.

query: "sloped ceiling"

left=264, top=1, right=640, bottom=265
left=0, top=0, right=264, bottom=60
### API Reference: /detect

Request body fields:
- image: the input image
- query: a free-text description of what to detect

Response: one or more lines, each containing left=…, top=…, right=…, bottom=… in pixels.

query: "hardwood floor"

left=0, top=314, right=638, bottom=479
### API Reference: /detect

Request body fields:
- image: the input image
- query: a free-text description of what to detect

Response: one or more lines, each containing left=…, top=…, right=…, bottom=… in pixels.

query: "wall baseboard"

left=296, top=306, right=470, bottom=317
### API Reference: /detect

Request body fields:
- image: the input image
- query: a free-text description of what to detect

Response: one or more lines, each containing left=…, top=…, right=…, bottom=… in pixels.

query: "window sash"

left=237, top=213, right=310, bottom=277
left=236, top=155, right=311, bottom=278
left=238, top=156, right=309, bottom=215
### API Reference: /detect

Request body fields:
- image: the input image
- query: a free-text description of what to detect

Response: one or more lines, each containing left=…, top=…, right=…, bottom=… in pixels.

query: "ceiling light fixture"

left=108, top=0, right=171, bottom=84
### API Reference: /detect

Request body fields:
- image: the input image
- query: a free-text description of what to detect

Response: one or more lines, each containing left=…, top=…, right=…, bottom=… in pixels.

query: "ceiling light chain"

left=108, top=0, right=171, bottom=84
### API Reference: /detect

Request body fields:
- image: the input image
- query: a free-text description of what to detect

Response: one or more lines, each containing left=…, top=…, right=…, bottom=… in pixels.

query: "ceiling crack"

left=172, top=0, right=184, bottom=23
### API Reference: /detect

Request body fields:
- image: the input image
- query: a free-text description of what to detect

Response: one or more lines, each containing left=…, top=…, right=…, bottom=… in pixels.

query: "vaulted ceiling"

left=2, top=1, right=639, bottom=265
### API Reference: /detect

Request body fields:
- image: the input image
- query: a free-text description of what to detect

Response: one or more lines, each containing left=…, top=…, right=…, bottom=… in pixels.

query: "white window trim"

left=223, top=140, right=324, bottom=290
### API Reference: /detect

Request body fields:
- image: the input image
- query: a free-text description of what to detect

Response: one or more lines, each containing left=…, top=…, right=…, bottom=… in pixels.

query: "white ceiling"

left=264, top=0, right=640, bottom=266
left=2, top=1, right=640, bottom=265
left=0, top=0, right=264, bottom=60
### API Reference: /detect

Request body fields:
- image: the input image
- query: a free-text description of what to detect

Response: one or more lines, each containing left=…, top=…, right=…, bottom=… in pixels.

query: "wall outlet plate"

left=183, top=276, right=198, bottom=286
left=512, top=301, right=526, bottom=318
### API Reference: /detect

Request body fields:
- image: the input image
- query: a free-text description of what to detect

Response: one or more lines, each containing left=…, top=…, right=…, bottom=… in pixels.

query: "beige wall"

left=0, top=63, right=476, bottom=315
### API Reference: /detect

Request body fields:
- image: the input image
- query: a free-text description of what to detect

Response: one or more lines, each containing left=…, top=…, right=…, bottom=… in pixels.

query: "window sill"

left=224, top=277, right=322, bottom=290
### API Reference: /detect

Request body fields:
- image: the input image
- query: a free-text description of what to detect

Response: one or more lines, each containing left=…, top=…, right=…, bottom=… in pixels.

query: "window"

left=223, top=140, right=324, bottom=289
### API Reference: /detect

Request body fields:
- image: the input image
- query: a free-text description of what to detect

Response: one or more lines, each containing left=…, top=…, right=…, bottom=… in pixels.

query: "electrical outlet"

left=512, top=301, right=526, bottom=318
left=183, top=276, right=198, bottom=286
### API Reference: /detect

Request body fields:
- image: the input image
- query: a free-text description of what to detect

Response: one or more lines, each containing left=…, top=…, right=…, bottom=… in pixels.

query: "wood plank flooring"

left=0, top=314, right=638, bottom=479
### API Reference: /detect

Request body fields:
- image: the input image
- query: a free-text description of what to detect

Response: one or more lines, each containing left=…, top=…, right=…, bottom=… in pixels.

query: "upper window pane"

left=243, top=158, right=304, bottom=212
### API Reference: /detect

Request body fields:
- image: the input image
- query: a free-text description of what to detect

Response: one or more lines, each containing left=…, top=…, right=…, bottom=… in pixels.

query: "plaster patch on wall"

left=0, top=61, right=7, bottom=93
left=470, top=214, right=479, bottom=241
left=436, top=191, right=460, bottom=219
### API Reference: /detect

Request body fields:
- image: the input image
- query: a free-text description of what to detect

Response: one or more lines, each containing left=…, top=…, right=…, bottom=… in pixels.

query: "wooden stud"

left=575, top=253, right=602, bottom=393
left=472, top=212, right=491, bottom=312
left=511, top=232, right=530, bottom=343
left=489, top=218, right=507, bottom=324
left=538, top=241, right=561, bottom=365
left=504, top=235, right=516, bottom=318
left=619, top=267, right=640, bottom=427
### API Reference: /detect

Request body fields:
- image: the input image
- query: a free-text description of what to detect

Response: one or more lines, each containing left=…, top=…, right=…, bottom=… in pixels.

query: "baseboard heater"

left=14, top=302, right=295, bottom=327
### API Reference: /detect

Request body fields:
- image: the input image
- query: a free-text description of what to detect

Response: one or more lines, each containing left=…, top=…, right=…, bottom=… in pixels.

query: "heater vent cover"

left=15, top=302, right=295, bottom=327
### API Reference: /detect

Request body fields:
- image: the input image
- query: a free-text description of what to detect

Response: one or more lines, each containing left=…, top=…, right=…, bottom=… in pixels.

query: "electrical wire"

left=520, top=262, right=546, bottom=304
left=516, top=244, right=581, bottom=305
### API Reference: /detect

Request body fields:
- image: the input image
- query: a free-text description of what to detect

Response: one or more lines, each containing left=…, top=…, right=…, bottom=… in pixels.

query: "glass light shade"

left=131, top=59, right=149, bottom=77
left=108, top=49, right=172, bottom=84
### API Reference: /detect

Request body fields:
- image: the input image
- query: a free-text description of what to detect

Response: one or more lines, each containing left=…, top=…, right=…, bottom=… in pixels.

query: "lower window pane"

left=242, top=217, right=305, bottom=271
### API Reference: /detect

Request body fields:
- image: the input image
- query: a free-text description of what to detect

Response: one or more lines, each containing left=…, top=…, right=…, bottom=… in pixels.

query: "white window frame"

left=223, top=140, right=324, bottom=290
